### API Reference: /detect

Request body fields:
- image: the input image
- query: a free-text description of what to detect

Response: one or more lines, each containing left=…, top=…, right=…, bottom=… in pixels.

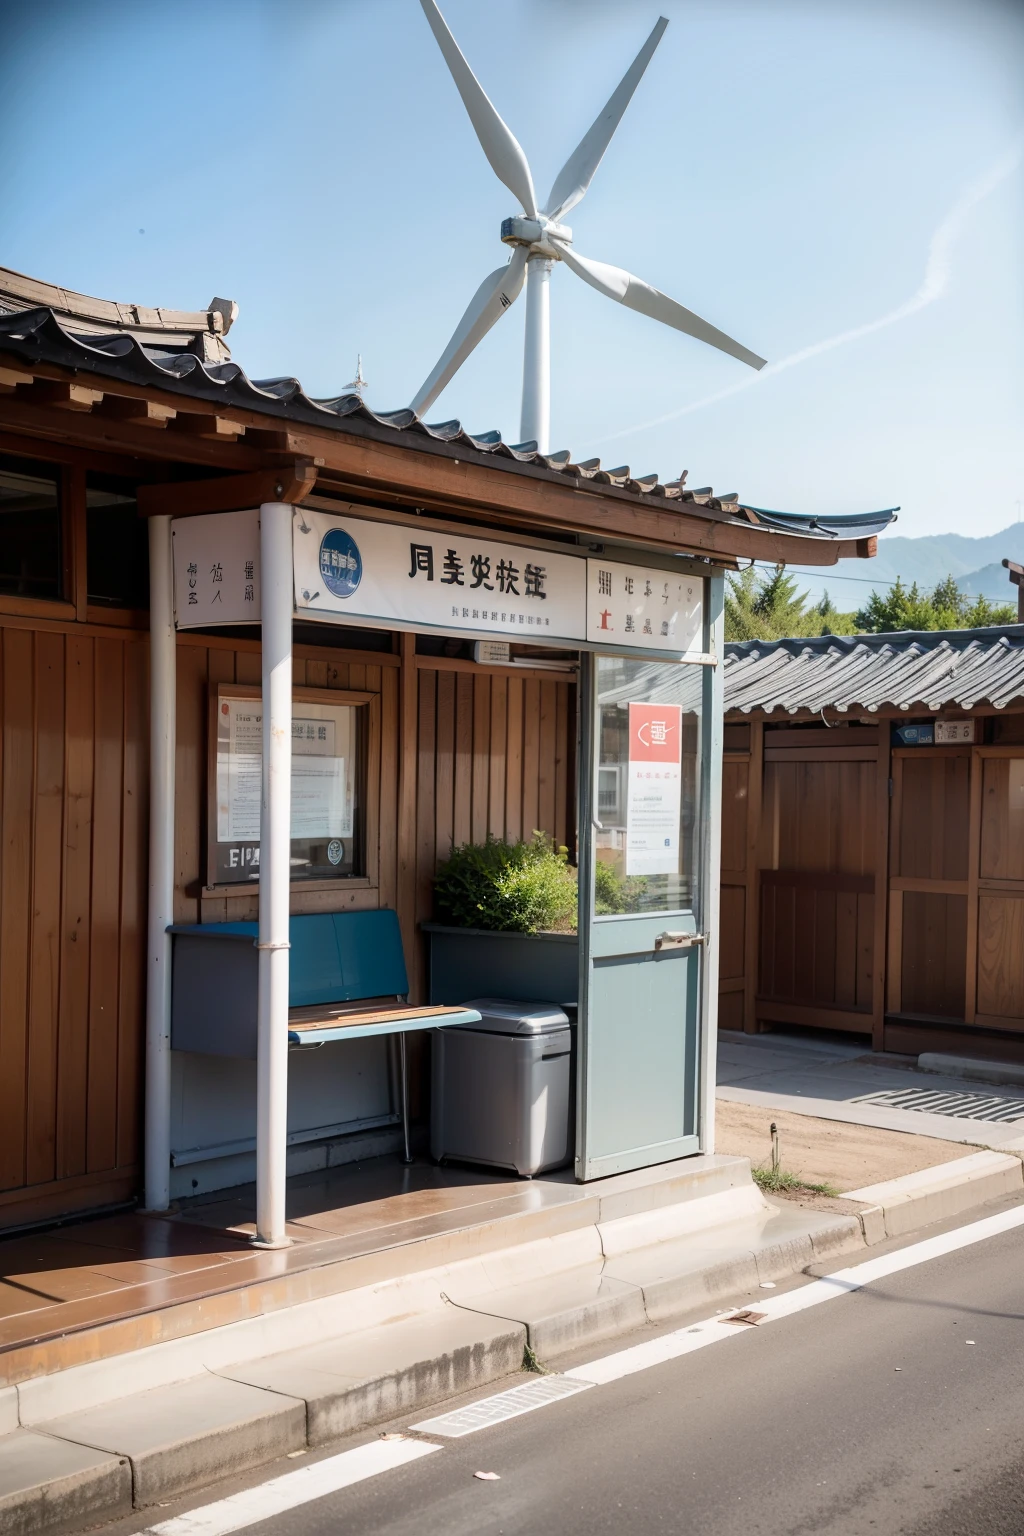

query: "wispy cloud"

left=592, top=136, right=1024, bottom=447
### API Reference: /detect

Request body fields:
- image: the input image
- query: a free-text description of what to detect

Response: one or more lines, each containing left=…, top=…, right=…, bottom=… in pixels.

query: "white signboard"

left=625, top=702, right=683, bottom=876
left=216, top=700, right=352, bottom=845
left=294, top=509, right=586, bottom=643
left=172, top=509, right=260, bottom=628
left=585, top=559, right=703, bottom=656
left=934, top=719, right=975, bottom=744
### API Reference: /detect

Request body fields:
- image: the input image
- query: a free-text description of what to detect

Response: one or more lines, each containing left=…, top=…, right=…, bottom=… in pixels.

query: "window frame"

left=204, top=681, right=381, bottom=894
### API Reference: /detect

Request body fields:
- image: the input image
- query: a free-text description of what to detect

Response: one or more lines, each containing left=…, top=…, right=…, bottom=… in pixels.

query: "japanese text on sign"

left=625, top=702, right=683, bottom=876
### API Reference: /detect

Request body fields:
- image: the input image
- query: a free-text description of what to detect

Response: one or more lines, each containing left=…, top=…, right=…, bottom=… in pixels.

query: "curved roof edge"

left=0, top=300, right=898, bottom=545
left=724, top=625, right=1024, bottom=716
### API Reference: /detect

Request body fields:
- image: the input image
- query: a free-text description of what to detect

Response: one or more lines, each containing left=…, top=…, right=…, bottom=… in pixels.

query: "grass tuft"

left=753, top=1166, right=841, bottom=1199
left=522, top=1343, right=551, bottom=1375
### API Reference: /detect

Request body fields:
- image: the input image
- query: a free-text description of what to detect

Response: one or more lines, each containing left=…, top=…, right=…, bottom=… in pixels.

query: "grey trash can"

left=430, top=998, right=573, bottom=1177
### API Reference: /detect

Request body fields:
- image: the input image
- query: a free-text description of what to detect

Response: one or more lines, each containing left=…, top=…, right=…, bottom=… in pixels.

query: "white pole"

left=520, top=254, right=552, bottom=454
left=144, top=514, right=175, bottom=1211
left=698, top=572, right=725, bottom=1156
left=255, top=502, right=294, bottom=1247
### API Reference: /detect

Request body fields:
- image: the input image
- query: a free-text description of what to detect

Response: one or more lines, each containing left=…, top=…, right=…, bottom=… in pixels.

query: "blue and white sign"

left=295, top=508, right=587, bottom=644
left=318, top=527, right=362, bottom=599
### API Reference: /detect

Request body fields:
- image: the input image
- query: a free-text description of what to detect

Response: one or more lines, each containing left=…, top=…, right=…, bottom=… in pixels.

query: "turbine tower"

left=411, top=0, right=766, bottom=453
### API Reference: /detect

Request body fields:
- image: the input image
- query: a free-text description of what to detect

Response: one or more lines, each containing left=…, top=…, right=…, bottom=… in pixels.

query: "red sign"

left=628, top=703, right=682, bottom=765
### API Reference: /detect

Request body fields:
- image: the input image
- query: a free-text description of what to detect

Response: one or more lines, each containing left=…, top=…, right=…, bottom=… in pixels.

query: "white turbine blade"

left=419, top=0, right=538, bottom=218
left=544, top=16, right=668, bottom=222
left=411, top=248, right=528, bottom=416
left=554, top=242, right=766, bottom=370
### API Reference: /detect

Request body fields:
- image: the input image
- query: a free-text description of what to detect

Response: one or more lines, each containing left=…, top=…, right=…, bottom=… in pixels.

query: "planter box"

left=423, top=924, right=579, bottom=1008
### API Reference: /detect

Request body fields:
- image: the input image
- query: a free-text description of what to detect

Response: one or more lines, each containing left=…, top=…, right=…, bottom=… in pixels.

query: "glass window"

left=593, top=655, right=700, bottom=916
left=87, top=474, right=149, bottom=608
left=211, top=688, right=365, bottom=885
left=0, top=455, right=62, bottom=599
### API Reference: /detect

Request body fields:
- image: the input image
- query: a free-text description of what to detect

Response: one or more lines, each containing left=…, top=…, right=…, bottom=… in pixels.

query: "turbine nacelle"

left=500, top=216, right=573, bottom=258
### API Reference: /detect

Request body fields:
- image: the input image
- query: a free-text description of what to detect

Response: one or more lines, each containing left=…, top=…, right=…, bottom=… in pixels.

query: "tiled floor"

left=0, top=1157, right=580, bottom=1360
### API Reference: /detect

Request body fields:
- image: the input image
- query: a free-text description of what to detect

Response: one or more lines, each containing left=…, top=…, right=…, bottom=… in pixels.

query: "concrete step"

left=219, top=1305, right=526, bottom=1446
left=41, top=1374, right=305, bottom=1508
left=8, top=1145, right=1017, bottom=1534
left=0, top=1430, right=131, bottom=1536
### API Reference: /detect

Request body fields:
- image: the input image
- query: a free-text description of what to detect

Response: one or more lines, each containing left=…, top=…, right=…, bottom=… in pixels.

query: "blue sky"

left=3, top=0, right=1022, bottom=584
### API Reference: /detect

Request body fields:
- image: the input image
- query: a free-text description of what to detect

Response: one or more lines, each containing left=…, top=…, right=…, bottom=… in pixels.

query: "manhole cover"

left=412, top=1375, right=593, bottom=1437
left=852, top=1087, right=1024, bottom=1123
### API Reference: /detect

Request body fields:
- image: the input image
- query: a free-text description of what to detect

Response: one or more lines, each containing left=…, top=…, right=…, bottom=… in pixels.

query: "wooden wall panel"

left=980, top=757, right=1024, bottom=880
left=976, top=895, right=1024, bottom=1020
left=898, top=755, right=970, bottom=880
left=721, top=759, right=748, bottom=877
left=719, top=886, right=745, bottom=982
left=0, top=623, right=147, bottom=1221
left=756, top=751, right=877, bottom=1027
left=900, top=891, right=967, bottom=1018
left=412, top=665, right=577, bottom=983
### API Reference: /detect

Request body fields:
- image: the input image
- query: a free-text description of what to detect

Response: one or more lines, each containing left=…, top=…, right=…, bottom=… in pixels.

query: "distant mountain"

left=797, top=524, right=1024, bottom=610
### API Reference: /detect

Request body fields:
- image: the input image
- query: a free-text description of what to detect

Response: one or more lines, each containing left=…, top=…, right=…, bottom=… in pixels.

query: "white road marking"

left=129, top=1199, right=1024, bottom=1534
left=564, top=1202, right=1024, bottom=1386
left=136, top=1439, right=440, bottom=1536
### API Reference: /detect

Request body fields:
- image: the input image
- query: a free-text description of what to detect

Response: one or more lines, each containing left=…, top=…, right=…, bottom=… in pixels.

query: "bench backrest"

left=170, top=909, right=408, bottom=1009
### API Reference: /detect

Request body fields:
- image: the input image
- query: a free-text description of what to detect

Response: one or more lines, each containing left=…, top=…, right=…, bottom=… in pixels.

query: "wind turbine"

left=411, top=0, right=766, bottom=454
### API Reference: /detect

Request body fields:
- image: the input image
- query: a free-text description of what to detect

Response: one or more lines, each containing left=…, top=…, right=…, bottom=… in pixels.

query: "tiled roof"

left=724, top=627, right=1024, bottom=715
left=0, top=298, right=898, bottom=542
left=0, top=266, right=236, bottom=362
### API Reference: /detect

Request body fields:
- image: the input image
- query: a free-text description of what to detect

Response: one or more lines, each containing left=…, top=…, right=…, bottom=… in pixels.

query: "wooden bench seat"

left=286, top=1002, right=482, bottom=1045
left=168, top=910, right=481, bottom=1162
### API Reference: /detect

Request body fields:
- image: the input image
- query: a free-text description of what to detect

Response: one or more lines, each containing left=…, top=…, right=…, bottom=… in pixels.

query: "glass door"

left=576, top=652, right=706, bottom=1178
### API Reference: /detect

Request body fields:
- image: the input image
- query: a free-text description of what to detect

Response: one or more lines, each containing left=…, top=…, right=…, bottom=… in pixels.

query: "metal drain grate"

left=853, top=1087, right=1024, bottom=1123
left=412, top=1375, right=593, bottom=1438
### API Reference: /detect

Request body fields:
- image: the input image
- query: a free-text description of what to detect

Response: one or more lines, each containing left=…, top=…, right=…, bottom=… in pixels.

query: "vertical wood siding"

left=0, top=624, right=147, bottom=1222
left=756, top=754, right=878, bottom=1023
left=0, top=628, right=576, bottom=1224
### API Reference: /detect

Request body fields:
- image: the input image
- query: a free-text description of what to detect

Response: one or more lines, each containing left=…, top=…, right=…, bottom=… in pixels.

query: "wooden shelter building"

left=0, top=267, right=893, bottom=1236
left=718, top=627, right=1024, bottom=1060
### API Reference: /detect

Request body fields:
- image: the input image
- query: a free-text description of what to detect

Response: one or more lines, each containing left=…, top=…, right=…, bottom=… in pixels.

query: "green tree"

left=725, top=565, right=858, bottom=641
left=856, top=573, right=1016, bottom=633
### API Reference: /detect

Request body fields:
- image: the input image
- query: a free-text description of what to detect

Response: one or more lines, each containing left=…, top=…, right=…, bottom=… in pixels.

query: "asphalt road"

left=227, top=1221, right=1024, bottom=1536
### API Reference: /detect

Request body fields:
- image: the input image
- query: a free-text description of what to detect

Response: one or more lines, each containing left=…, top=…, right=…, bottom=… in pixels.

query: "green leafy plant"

left=433, top=833, right=577, bottom=934
left=593, top=859, right=648, bottom=915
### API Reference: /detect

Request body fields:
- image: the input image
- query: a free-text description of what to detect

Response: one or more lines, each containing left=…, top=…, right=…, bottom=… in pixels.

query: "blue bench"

left=169, top=909, right=480, bottom=1162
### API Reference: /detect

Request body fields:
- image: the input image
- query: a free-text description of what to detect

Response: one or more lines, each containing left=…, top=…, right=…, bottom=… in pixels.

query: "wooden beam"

left=93, top=395, right=172, bottom=426
left=15, top=379, right=101, bottom=412
left=167, top=411, right=245, bottom=441
left=0, top=352, right=879, bottom=566
left=0, top=396, right=263, bottom=471
left=135, top=460, right=319, bottom=518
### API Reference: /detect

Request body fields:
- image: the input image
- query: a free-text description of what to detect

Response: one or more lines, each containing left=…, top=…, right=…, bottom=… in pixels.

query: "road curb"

left=846, top=1150, right=1024, bottom=1239
left=4, top=1151, right=1022, bottom=1534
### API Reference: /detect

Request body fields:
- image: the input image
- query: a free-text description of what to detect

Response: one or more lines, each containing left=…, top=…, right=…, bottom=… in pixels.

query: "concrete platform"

left=0, top=1429, right=131, bottom=1536
left=220, top=1305, right=526, bottom=1445
left=42, top=1374, right=305, bottom=1507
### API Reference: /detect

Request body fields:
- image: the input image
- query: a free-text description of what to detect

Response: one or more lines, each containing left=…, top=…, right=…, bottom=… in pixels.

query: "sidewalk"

left=717, top=1029, right=1024, bottom=1148
left=5, top=1034, right=1024, bottom=1533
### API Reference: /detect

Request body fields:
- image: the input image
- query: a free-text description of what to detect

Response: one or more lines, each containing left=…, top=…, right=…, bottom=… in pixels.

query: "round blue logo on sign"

left=318, top=529, right=362, bottom=599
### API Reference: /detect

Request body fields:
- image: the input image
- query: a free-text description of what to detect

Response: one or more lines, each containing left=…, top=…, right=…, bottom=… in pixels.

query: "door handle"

left=655, top=931, right=705, bottom=951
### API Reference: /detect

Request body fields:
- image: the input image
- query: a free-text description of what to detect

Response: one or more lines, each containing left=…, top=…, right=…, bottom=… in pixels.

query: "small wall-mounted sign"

left=473, top=640, right=511, bottom=664
left=935, top=719, right=976, bottom=744
left=893, top=723, right=934, bottom=746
